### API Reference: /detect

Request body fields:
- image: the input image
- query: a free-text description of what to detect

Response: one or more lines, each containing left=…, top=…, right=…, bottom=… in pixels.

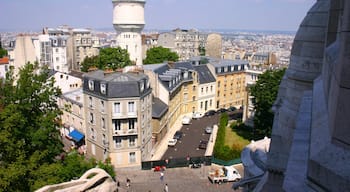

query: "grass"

left=224, top=125, right=250, bottom=150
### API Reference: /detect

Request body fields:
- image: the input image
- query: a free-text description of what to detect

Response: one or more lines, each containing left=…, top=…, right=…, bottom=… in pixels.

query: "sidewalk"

left=205, top=124, right=218, bottom=156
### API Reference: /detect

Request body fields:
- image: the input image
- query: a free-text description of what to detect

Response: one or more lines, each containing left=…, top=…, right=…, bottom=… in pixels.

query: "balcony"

left=113, top=129, right=138, bottom=136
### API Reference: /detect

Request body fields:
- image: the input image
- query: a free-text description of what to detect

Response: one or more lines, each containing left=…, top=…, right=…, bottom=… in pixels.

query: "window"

left=89, top=113, right=94, bottom=124
left=90, top=128, right=96, bottom=140
left=101, top=117, right=105, bottom=129
left=129, top=119, right=135, bottom=130
left=129, top=137, right=136, bottom=147
left=192, top=96, right=196, bottom=101
left=113, top=120, right=121, bottom=131
left=100, top=100, right=105, bottom=113
left=193, top=86, right=196, bottom=91
left=102, top=134, right=107, bottom=145
left=115, top=137, right=122, bottom=148
left=100, top=83, right=106, bottom=94
left=88, top=80, right=94, bottom=90
left=206, top=86, right=208, bottom=93
left=200, top=102, right=203, bottom=109
left=128, top=102, right=135, bottom=113
left=210, top=99, right=212, bottom=106
left=201, top=87, right=203, bottom=93
left=89, top=96, right=93, bottom=108
left=140, top=81, right=144, bottom=92
left=218, top=81, right=221, bottom=88
left=114, top=102, right=121, bottom=114
left=210, top=85, right=213, bottom=92
left=129, top=152, right=136, bottom=163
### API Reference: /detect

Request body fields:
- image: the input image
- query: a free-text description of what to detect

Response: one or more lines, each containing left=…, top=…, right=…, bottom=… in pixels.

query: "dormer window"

left=183, top=71, right=188, bottom=79
left=140, top=81, right=144, bottom=92
left=100, top=83, right=106, bottom=94
left=88, top=80, right=94, bottom=91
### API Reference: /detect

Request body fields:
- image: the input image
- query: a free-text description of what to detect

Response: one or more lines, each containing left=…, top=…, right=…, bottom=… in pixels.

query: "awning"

left=68, top=129, right=85, bottom=142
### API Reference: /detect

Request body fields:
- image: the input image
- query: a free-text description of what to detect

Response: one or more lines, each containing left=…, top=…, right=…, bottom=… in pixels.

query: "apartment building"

left=83, top=70, right=152, bottom=168
left=143, top=62, right=197, bottom=144
left=158, top=28, right=207, bottom=61
left=207, top=59, right=249, bottom=109
left=193, top=65, right=216, bottom=114
left=69, top=29, right=99, bottom=71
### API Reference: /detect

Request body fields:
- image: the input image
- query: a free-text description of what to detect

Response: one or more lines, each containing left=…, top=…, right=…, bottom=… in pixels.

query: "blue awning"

left=69, top=129, right=84, bottom=142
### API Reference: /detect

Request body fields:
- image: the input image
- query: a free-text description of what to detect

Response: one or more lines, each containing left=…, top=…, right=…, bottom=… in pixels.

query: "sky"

left=1, top=0, right=315, bottom=32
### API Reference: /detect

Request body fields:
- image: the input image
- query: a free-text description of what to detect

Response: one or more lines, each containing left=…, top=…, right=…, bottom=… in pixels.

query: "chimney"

left=168, top=61, right=175, bottom=68
left=88, top=66, right=98, bottom=72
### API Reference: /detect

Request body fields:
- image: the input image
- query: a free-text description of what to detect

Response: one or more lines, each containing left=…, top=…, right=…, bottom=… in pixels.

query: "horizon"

left=1, top=0, right=315, bottom=33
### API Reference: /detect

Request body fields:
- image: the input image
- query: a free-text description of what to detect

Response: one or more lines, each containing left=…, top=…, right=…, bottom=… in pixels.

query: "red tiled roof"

left=0, top=57, right=9, bottom=65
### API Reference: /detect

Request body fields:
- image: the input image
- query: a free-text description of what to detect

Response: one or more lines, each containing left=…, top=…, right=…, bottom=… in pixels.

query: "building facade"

left=157, top=29, right=207, bottom=61
left=207, top=59, right=249, bottom=109
left=193, top=65, right=216, bottom=114
left=83, top=70, right=152, bottom=168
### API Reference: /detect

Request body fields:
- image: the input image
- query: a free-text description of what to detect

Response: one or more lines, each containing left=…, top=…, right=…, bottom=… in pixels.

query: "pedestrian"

left=160, top=172, right=164, bottom=182
left=164, top=183, right=168, bottom=192
left=126, top=178, right=130, bottom=188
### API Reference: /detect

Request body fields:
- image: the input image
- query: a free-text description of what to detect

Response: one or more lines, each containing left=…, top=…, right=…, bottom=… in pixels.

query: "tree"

left=0, top=48, right=7, bottom=58
left=0, top=62, right=63, bottom=191
left=250, top=68, right=286, bottom=136
left=143, top=46, right=179, bottom=64
left=80, top=47, right=131, bottom=72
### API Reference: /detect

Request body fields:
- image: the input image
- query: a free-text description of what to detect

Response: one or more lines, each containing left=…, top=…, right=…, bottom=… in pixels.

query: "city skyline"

left=1, top=0, right=315, bottom=32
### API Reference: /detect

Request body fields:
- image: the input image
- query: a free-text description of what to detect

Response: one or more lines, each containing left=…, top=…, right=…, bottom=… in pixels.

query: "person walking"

left=160, top=172, right=164, bottom=182
left=164, top=183, right=168, bottom=192
left=126, top=178, right=130, bottom=188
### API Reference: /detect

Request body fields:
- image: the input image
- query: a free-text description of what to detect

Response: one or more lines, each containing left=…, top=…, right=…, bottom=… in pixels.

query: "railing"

left=113, top=129, right=138, bottom=136
left=141, top=156, right=212, bottom=170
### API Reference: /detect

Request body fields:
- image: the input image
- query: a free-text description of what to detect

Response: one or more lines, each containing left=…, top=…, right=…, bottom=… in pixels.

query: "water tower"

left=112, top=0, right=145, bottom=66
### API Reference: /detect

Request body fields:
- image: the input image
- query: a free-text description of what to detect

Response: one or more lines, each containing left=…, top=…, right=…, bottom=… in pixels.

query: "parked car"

left=204, top=110, right=216, bottom=117
left=168, top=138, right=177, bottom=147
left=182, top=115, right=191, bottom=125
left=217, top=108, right=227, bottom=113
left=173, top=131, right=183, bottom=140
left=198, top=140, right=208, bottom=149
left=228, top=106, right=237, bottom=112
left=205, top=126, right=213, bottom=134
left=192, top=112, right=203, bottom=119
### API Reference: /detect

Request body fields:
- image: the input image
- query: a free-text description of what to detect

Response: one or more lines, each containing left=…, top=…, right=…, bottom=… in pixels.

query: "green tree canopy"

left=0, top=48, right=7, bottom=58
left=80, top=47, right=131, bottom=72
left=143, top=46, right=179, bottom=64
left=250, top=68, right=286, bottom=136
left=0, top=62, right=63, bottom=191
left=0, top=63, right=115, bottom=191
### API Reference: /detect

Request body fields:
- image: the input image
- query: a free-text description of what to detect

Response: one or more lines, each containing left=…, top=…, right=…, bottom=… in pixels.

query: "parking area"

left=162, top=113, right=220, bottom=160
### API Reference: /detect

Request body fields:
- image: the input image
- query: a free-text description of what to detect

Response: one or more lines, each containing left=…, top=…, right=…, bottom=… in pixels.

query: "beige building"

left=207, top=59, right=249, bottom=109
left=157, top=29, right=207, bottom=61
left=8, top=35, right=37, bottom=77
left=144, top=62, right=197, bottom=144
left=83, top=70, right=152, bottom=168
left=206, top=33, right=222, bottom=59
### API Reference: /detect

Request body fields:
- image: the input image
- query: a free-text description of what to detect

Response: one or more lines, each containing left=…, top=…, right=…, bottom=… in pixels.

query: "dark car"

left=216, top=108, right=227, bottom=113
left=173, top=131, right=183, bottom=140
left=228, top=106, right=237, bottom=112
left=204, top=110, right=216, bottom=116
left=198, top=140, right=208, bottom=149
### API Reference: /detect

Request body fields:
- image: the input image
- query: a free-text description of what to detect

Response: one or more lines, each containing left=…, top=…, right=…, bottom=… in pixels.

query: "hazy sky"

left=1, top=0, right=315, bottom=32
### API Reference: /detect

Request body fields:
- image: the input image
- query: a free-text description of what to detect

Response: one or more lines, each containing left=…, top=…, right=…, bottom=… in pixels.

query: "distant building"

left=157, top=29, right=207, bottom=61
left=83, top=70, right=153, bottom=168
left=0, top=56, right=9, bottom=79
left=112, top=0, right=146, bottom=65
left=8, top=35, right=37, bottom=77
left=141, top=33, right=159, bottom=60
left=206, top=33, right=222, bottom=59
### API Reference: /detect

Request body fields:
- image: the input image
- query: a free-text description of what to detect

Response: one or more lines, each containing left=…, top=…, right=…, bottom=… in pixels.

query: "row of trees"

left=81, top=46, right=179, bottom=72
left=0, top=63, right=114, bottom=191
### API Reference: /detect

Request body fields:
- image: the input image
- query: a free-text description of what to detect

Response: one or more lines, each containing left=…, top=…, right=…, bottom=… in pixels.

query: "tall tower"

left=112, top=0, right=145, bottom=66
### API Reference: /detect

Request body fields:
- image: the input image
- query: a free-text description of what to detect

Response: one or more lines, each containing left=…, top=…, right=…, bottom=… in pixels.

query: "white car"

left=182, top=116, right=191, bottom=125
left=168, top=138, right=177, bottom=147
left=192, top=112, right=203, bottom=119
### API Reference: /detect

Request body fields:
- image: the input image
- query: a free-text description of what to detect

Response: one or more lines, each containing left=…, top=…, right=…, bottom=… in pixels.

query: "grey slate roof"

left=194, top=65, right=216, bottom=84
left=83, top=70, right=151, bottom=98
left=152, top=97, right=168, bottom=119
